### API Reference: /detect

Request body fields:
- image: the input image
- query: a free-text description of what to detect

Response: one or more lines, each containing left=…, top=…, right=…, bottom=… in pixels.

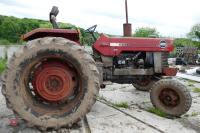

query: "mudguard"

left=21, top=28, right=80, bottom=43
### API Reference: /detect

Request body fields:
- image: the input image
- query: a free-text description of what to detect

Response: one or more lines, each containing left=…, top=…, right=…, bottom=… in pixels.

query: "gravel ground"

left=0, top=76, right=200, bottom=133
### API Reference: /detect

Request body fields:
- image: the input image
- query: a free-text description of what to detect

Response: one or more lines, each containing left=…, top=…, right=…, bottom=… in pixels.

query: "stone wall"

left=0, top=45, right=21, bottom=60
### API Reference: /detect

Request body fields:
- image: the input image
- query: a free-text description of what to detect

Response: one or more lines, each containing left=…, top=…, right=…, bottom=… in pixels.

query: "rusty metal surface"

left=125, top=0, right=128, bottom=24
left=113, top=68, right=154, bottom=75
left=134, top=76, right=152, bottom=86
left=32, top=61, right=77, bottom=102
left=163, top=67, right=178, bottom=76
left=159, top=88, right=180, bottom=107
left=123, top=23, right=132, bottom=37
left=21, top=28, right=80, bottom=43
left=123, top=0, right=132, bottom=37
left=19, top=53, right=83, bottom=115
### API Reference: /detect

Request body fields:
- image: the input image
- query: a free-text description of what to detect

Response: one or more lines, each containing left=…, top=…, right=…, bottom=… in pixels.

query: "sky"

left=0, top=0, right=199, bottom=38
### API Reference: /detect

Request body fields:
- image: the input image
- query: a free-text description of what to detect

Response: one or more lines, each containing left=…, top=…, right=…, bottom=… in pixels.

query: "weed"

left=187, top=79, right=197, bottom=84
left=98, top=95, right=129, bottom=108
left=0, top=58, right=7, bottom=74
left=188, top=83, right=194, bottom=87
left=184, top=114, right=189, bottom=117
left=97, top=95, right=105, bottom=100
left=187, top=80, right=197, bottom=87
left=193, top=88, right=200, bottom=93
left=191, top=112, right=199, bottom=117
left=112, top=102, right=129, bottom=108
left=147, top=107, right=167, bottom=118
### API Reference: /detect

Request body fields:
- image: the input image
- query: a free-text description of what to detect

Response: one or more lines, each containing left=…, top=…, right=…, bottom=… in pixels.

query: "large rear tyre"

left=1, top=37, right=100, bottom=130
left=150, top=79, right=192, bottom=117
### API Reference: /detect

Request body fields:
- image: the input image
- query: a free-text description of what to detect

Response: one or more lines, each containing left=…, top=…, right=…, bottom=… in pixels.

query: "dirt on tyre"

left=1, top=37, right=100, bottom=130
left=150, top=79, right=192, bottom=117
left=132, top=76, right=155, bottom=91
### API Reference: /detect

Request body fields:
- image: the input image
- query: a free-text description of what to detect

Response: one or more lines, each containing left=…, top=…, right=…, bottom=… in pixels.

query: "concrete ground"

left=0, top=76, right=200, bottom=133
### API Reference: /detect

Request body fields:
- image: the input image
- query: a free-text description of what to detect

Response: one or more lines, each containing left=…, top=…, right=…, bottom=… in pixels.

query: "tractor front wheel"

left=150, top=79, right=192, bottom=117
left=1, top=37, right=100, bottom=130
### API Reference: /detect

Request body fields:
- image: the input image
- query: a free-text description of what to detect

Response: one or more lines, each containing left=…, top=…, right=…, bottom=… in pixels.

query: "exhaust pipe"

left=50, top=6, right=59, bottom=29
left=123, top=0, right=132, bottom=37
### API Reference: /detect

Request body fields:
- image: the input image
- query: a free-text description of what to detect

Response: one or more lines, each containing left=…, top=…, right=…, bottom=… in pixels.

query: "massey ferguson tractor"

left=1, top=4, right=192, bottom=131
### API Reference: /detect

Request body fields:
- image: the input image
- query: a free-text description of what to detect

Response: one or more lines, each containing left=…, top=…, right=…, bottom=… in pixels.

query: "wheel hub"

left=32, top=61, right=76, bottom=102
left=45, top=75, right=64, bottom=92
left=159, top=88, right=180, bottom=107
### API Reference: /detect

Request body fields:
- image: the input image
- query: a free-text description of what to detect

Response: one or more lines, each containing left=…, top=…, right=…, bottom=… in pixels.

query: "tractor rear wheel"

left=132, top=76, right=155, bottom=91
left=150, top=79, right=192, bottom=117
left=1, top=37, right=100, bottom=130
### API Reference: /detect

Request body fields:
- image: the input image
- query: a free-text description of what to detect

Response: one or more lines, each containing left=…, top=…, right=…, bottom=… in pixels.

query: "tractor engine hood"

left=93, top=34, right=174, bottom=56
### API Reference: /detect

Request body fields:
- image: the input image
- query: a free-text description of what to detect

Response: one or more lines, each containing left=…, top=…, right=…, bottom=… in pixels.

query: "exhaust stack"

left=123, top=0, right=132, bottom=37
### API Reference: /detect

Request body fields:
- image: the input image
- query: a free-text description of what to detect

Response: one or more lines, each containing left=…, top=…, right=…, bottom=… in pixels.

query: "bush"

left=133, top=27, right=160, bottom=38
left=0, top=39, right=11, bottom=45
left=174, top=38, right=200, bottom=49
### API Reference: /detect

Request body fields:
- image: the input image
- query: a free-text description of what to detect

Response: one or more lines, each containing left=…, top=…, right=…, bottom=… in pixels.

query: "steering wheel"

left=86, top=25, right=97, bottom=33
left=85, top=25, right=98, bottom=41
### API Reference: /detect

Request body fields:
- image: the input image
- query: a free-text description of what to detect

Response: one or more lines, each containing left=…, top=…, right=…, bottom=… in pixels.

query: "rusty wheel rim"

left=32, top=61, right=76, bottom=102
left=26, top=57, right=80, bottom=107
left=18, top=50, right=86, bottom=116
left=159, top=88, right=180, bottom=107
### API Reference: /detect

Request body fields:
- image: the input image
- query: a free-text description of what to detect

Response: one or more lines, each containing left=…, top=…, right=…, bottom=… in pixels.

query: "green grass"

left=188, top=83, right=194, bottom=87
left=0, top=58, right=7, bottom=74
left=0, top=39, right=11, bottom=45
left=112, top=102, right=129, bottom=108
left=191, top=112, right=199, bottom=117
left=98, top=95, right=129, bottom=109
left=187, top=80, right=197, bottom=87
left=184, top=114, right=190, bottom=117
left=147, top=107, right=167, bottom=118
left=193, top=88, right=200, bottom=93
left=187, top=79, right=200, bottom=87
left=187, top=79, right=198, bottom=84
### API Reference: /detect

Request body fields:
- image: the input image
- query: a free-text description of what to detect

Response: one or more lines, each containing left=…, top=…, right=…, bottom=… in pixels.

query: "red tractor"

left=1, top=6, right=191, bottom=130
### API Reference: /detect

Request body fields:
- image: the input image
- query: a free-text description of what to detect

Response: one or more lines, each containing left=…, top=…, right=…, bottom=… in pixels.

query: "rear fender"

left=21, top=28, right=80, bottom=44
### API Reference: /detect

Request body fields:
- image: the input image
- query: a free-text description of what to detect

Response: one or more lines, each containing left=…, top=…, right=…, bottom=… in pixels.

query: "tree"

left=174, top=38, right=193, bottom=47
left=0, top=18, right=20, bottom=42
left=133, top=27, right=160, bottom=38
left=195, top=31, right=200, bottom=39
left=0, top=15, right=99, bottom=45
left=0, top=16, right=40, bottom=43
left=79, top=28, right=99, bottom=46
left=173, top=38, right=200, bottom=49
left=187, top=23, right=200, bottom=41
